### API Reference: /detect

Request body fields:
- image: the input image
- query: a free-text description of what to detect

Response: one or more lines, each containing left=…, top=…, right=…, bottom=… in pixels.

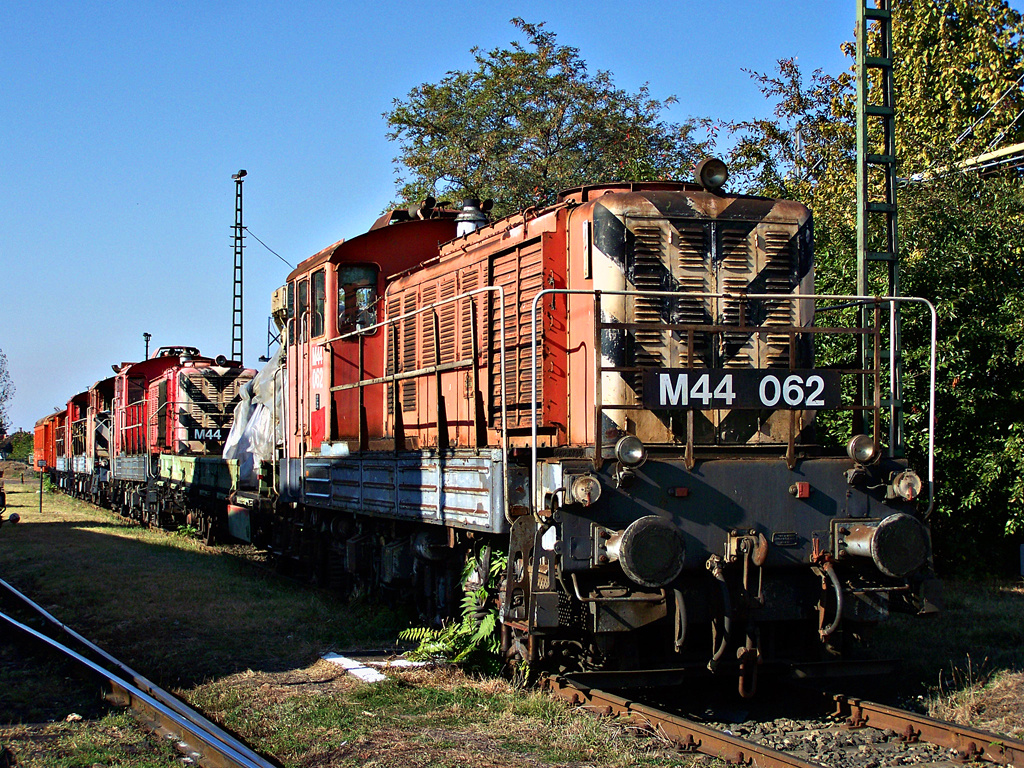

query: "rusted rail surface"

left=542, top=676, right=822, bottom=768
left=833, top=694, right=1024, bottom=764
left=545, top=673, right=1024, bottom=767
left=0, top=579, right=278, bottom=768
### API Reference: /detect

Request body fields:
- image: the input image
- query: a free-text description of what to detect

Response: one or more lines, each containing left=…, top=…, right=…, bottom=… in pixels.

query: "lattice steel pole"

left=231, top=169, right=247, bottom=363
left=856, top=0, right=903, bottom=455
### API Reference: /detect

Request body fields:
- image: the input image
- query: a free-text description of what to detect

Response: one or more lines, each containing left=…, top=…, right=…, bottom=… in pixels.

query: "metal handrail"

left=529, top=290, right=937, bottom=518
left=316, top=285, right=509, bottom=520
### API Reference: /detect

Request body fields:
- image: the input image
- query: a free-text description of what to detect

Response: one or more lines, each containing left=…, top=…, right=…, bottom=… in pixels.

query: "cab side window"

left=311, top=269, right=326, bottom=338
left=297, top=279, right=309, bottom=342
left=336, top=265, right=379, bottom=334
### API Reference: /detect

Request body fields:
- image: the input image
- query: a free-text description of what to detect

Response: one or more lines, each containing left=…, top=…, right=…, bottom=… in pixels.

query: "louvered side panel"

left=421, top=285, right=437, bottom=366
left=761, top=226, right=800, bottom=368
left=439, top=277, right=457, bottom=364
left=385, top=296, right=400, bottom=415
left=489, top=241, right=544, bottom=429
left=460, top=269, right=480, bottom=360
left=516, top=247, right=545, bottom=423
left=402, top=294, right=417, bottom=412
left=718, top=224, right=757, bottom=368
left=489, top=249, right=520, bottom=428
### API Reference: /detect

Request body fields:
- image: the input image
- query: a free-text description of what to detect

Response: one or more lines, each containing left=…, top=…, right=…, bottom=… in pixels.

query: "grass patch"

left=869, top=579, right=1024, bottom=736
left=187, top=661, right=703, bottom=767
left=0, top=710, right=176, bottom=768
left=0, top=483, right=408, bottom=687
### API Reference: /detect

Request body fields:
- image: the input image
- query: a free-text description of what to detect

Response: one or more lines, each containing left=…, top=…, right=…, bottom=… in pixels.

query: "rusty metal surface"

left=543, top=675, right=822, bottom=768
left=833, top=695, right=1024, bottom=765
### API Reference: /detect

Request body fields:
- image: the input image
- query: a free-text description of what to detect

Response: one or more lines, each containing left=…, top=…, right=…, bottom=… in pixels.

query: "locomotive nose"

left=606, top=515, right=686, bottom=588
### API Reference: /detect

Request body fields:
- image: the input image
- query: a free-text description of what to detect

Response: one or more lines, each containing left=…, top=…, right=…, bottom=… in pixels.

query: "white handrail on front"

left=529, top=290, right=938, bottom=519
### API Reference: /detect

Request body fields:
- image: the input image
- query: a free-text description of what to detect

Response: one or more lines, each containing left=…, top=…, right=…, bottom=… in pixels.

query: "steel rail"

left=832, top=694, right=1024, bottom=765
left=542, top=676, right=821, bottom=768
left=0, top=581, right=278, bottom=768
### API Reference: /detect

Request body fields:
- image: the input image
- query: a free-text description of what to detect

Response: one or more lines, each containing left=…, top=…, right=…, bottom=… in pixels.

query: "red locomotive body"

left=283, top=217, right=462, bottom=463
left=108, top=346, right=254, bottom=518
left=258, top=175, right=936, bottom=688
left=33, top=412, right=61, bottom=471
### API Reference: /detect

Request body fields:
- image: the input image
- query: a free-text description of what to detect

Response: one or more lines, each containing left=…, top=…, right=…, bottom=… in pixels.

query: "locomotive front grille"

left=594, top=206, right=813, bottom=447
left=177, top=368, right=251, bottom=452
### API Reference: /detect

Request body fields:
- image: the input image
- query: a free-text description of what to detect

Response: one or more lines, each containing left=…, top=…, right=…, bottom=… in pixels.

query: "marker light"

left=846, top=434, right=880, bottom=465
left=889, top=469, right=923, bottom=501
left=569, top=474, right=602, bottom=506
left=614, top=435, right=647, bottom=467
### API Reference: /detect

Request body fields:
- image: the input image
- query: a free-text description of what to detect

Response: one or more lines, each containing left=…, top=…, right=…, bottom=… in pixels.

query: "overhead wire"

left=955, top=70, right=1024, bottom=145
left=243, top=227, right=295, bottom=269
left=986, top=106, right=1024, bottom=151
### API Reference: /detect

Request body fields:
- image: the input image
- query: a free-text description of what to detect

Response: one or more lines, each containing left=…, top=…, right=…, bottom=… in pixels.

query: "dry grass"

left=0, top=712, right=175, bottom=768
left=186, top=661, right=705, bottom=768
left=930, top=669, right=1024, bottom=739
left=870, top=579, right=1024, bottom=739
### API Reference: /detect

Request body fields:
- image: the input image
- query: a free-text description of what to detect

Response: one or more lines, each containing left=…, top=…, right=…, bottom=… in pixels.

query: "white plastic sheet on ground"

left=321, top=653, right=388, bottom=683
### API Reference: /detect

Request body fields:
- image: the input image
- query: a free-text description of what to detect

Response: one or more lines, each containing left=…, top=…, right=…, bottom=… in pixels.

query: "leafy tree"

left=894, top=0, right=1024, bottom=169
left=385, top=18, right=707, bottom=216
left=723, top=0, right=1024, bottom=573
left=0, top=349, right=14, bottom=438
left=7, top=430, right=33, bottom=463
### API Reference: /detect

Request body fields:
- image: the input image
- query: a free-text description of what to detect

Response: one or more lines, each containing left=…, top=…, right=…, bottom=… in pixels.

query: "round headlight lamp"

left=846, top=434, right=880, bottom=465
left=614, top=435, right=647, bottom=468
left=695, top=157, right=729, bottom=191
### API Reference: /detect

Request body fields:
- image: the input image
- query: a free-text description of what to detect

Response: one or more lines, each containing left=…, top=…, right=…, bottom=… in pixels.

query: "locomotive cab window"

left=337, top=264, right=379, bottom=334
left=287, top=282, right=295, bottom=343
left=296, top=278, right=309, bottom=342
left=311, top=269, right=326, bottom=338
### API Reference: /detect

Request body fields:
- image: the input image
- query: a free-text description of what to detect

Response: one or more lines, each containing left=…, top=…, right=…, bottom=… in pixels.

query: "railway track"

left=542, top=675, right=1024, bottom=767
left=0, top=578, right=278, bottom=768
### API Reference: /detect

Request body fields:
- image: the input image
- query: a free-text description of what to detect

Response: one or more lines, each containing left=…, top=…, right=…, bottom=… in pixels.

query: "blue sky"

left=0, top=0, right=1010, bottom=432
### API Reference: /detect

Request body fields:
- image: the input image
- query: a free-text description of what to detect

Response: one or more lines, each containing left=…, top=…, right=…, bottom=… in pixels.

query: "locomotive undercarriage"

left=493, top=449, right=934, bottom=694
left=254, top=503, right=488, bottom=624
left=502, top=520, right=906, bottom=695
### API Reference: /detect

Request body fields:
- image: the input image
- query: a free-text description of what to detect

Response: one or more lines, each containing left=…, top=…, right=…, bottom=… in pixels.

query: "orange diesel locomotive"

left=234, top=161, right=936, bottom=691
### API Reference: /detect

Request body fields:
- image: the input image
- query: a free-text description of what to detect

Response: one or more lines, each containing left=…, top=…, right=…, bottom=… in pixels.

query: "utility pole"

left=856, top=0, right=903, bottom=455
left=231, top=169, right=247, bottom=364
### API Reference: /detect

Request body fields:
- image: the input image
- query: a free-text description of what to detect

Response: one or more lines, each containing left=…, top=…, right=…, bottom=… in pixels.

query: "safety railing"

left=322, top=285, right=509, bottom=517
left=529, top=289, right=937, bottom=519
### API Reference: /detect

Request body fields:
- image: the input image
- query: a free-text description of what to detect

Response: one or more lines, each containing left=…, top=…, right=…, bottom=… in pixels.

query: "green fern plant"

left=399, top=549, right=507, bottom=674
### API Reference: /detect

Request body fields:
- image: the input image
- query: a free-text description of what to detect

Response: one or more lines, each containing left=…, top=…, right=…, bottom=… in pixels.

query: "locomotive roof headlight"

left=846, top=434, right=880, bottom=465
left=614, top=435, right=647, bottom=468
left=569, top=474, right=602, bottom=506
left=888, top=469, right=923, bottom=502
left=695, top=157, right=729, bottom=192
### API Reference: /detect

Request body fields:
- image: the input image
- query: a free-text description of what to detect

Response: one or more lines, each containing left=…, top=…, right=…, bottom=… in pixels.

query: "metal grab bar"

left=528, top=290, right=937, bottom=519
left=309, top=285, right=510, bottom=522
